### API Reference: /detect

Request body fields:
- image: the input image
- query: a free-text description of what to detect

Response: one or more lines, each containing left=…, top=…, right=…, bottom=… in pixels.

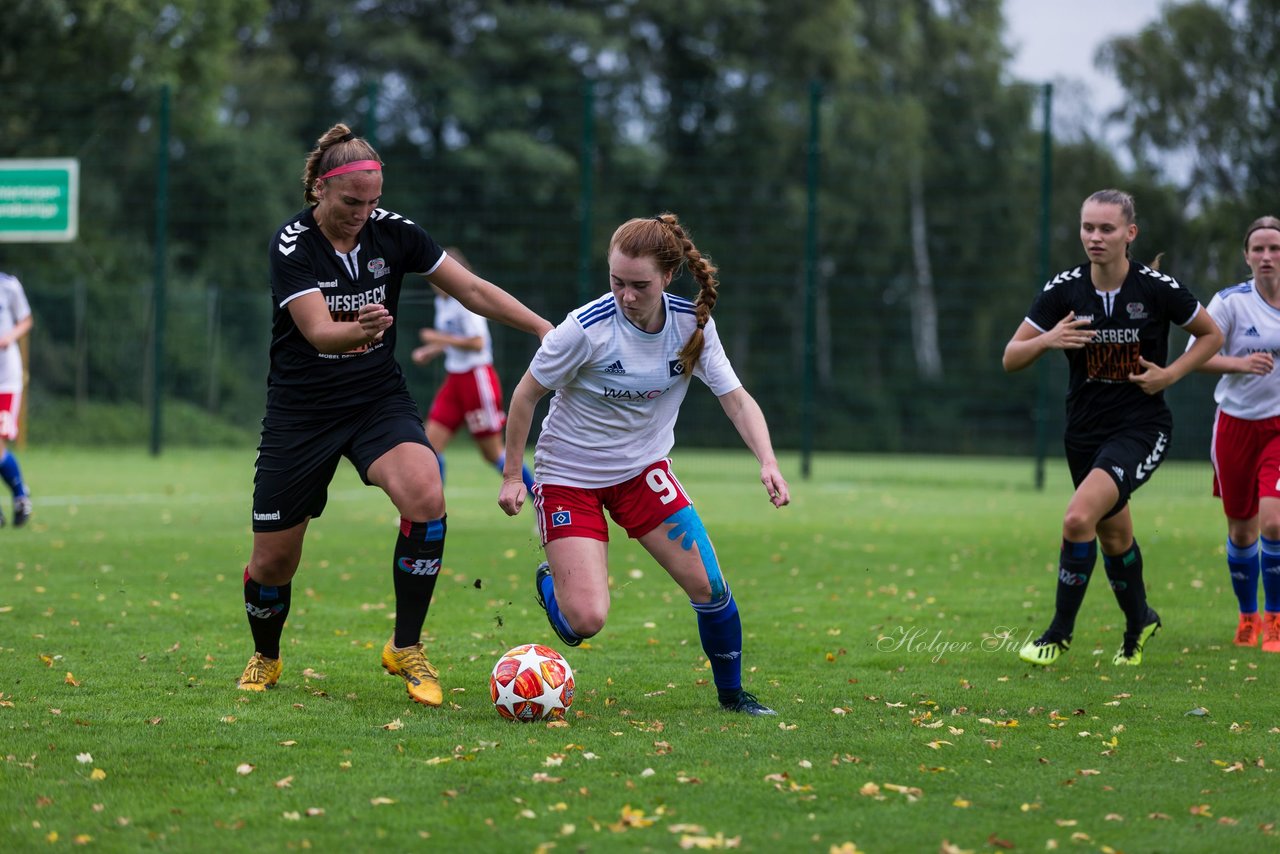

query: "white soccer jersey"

left=1193, top=280, right=1280, bottom=420
left=531, top=292, right=742, bottom=488
left=433, top=292, right=493, bottom=373
left=0, top=273, right=32, bottom=392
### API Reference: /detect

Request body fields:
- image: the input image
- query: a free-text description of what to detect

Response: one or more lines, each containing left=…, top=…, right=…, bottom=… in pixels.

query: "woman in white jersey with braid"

left=497, top=213, right=790, bottom=716
left=1187, top=216, right=1280, bottom=651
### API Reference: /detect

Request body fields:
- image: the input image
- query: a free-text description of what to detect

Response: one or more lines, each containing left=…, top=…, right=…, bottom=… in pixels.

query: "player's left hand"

left=357, top=302, right=393, bottom=344
left=761, top=463, right=790, bottom=508
left=498, top=478, right=526, bottom=516
left=1128, top=356, right=1173, bottom=395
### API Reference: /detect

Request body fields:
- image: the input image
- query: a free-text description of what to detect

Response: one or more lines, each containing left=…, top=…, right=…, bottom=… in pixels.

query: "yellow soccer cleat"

left=1019, top=633, right=1070, bottom=666
left=237, top=652, right=282, bottom=691
left=1113, top=608, right=1161, bottom=666
left=381, top=639, right=443, bottom=706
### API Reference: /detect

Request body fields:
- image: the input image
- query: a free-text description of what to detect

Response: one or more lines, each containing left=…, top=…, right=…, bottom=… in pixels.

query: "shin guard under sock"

left=1103, top=540, right=1148, bottom=629
left=692, top=590, right=743, bottom=700
left=393, top=516, right=446, bottom=648
left=1261, top=537, right=1280, bottom=613
left=1048, top=539, right=1097, bottom=639
left=244, top=568, right=291, bottom=659
left=1227, top=538, right=1261, bottom=614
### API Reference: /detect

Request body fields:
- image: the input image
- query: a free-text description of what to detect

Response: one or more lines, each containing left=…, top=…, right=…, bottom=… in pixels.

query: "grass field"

left=1, top=446, right=1276, bottom=853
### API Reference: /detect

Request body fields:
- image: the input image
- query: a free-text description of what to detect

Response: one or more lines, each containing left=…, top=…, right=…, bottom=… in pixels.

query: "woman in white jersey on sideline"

left=411, top=246, right=534, bottom=496
left=0, top=270, right=34, bottom=527
left=497, top=213, right=790, bottom=716
left=1187, top=216, right=1280, bottom=651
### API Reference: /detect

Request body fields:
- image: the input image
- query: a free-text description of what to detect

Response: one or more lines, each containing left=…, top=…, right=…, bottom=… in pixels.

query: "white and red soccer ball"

left=490, top=643, right=575, bottom=721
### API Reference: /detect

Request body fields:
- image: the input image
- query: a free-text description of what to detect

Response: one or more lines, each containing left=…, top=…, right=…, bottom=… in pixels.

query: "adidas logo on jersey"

left=1245, top=326, right=1261, bottom=337
left=604, top=360, right=626, bottom=374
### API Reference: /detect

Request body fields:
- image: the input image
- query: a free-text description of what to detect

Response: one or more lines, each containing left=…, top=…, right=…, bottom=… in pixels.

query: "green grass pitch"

left=1, top=446, right=1275, bottom=852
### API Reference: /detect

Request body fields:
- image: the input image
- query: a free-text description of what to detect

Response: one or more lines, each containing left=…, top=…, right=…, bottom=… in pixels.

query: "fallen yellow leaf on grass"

left=65, top=672, right=80, bottom=687
left=90, top=769, right=107, bottom=781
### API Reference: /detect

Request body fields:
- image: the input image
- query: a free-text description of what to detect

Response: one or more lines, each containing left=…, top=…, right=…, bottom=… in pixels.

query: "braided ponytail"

left=609, top=213, right=719, bottom=377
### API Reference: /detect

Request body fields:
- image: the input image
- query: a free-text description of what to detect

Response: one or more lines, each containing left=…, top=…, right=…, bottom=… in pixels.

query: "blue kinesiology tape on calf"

left=665, top=505, right=726, bottom=600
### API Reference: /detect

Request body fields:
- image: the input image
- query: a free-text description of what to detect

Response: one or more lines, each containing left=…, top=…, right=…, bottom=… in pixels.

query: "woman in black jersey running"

left=1003, top=188, right=1221, bottom=667
left=235, top=123, right=552, bottom=704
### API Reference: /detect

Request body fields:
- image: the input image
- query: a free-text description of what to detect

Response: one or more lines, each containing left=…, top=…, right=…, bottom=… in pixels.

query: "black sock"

left=393, top=515, right=446, bottom=648
left=1103, top=540, right=1148, bottom=630
left=1048, top=538, right=1096, bottom=639
left=244, top=568, right=291, bottom=659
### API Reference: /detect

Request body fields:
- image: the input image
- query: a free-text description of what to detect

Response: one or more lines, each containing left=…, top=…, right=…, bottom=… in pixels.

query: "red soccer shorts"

left=1212, top=409, right=1280, bottom=520
left=426, top=366, right=506, bottom=438
left=0, top=391, right=21, bottom=441
left=533, top=459, right=692, bottom=544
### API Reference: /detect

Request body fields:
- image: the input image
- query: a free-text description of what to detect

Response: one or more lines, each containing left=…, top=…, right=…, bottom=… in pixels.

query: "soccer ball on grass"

left=489, top=643, right=575, bottom=721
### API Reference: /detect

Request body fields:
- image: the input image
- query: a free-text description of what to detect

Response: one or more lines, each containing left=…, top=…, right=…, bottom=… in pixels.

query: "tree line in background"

left=0, top=0, right=1275, bottom=455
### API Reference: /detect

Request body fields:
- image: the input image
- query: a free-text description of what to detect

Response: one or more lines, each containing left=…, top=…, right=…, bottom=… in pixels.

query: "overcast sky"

left=1004, top=0, right=1166, bottom=113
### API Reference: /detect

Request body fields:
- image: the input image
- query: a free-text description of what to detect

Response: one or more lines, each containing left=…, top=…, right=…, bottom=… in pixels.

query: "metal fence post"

left=1034, top=82, right=1053, bottom=490
left=801, top=80, right=821, bottom=479
left=149, top=84, right=170, bottom=456
left=577, top=78, right=596, bottom=306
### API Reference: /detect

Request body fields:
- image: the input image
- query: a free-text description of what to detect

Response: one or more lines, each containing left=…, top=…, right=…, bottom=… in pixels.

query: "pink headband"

left=319, top=160, right=383, bottom=180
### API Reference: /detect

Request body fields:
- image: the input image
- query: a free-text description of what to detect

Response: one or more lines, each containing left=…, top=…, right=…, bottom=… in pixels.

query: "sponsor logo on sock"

left=245, top=602, right=285, bottom=619
left=1058, top=568, right=1089, bottom=586
left=713, top=651, right=742, bottom=660
left=397, top=557, right=441, bottom=576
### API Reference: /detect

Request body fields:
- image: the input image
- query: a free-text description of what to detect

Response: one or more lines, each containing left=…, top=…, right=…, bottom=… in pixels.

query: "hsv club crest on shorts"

left=551, top=509, right=572, bottom=527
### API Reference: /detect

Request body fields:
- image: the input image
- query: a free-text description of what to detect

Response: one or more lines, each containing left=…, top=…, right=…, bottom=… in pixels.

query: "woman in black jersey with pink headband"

left=235, top=123, right=552, bottom=705
left=1003, top=189, right=1221, bottom=668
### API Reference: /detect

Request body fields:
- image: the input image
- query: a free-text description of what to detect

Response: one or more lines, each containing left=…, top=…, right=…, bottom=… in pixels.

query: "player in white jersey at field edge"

left=1185, top=216, right=1280, bottom=651
left=1004, top=188, right=1221, bottom=668
left=411, top=246, right=534, bottom=497
left=497, top=212, right=790, bottom=716
left=235, top=123, right=552, bottom=704
left=0, top=270, right=34, bottom=528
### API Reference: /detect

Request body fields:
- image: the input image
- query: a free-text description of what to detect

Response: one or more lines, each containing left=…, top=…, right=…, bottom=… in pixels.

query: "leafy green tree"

left=1099, top=0, right=1280, bottom=285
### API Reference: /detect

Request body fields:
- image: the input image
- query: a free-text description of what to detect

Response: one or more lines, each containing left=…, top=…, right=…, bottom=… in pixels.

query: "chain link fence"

left=0, top=79, right=1220, bottom=480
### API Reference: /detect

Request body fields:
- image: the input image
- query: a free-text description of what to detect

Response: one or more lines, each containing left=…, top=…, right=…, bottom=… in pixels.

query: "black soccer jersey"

left=266, top=207, right=444, bottom=412
left=1025, top=263, right=1202, bottom=443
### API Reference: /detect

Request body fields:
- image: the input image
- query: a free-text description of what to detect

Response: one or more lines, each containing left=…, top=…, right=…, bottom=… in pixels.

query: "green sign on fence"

left=0, top=158, right=79, bottom=242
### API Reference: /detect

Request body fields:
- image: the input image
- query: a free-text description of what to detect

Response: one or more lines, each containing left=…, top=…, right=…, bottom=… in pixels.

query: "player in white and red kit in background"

left=411, top=247, right=534, bottom=497
left=0, top=270, right=34, bottom=528
left=497, top=213, right=790, bottom=716
left=1187, top=216, right=1280, bottom=651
